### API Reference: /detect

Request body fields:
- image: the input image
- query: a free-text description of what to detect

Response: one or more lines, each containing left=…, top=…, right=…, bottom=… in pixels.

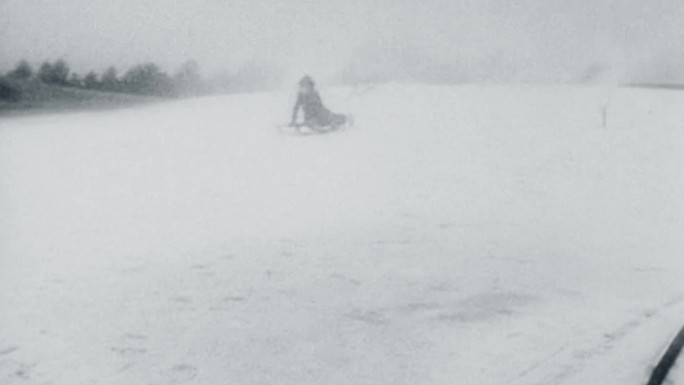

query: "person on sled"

left=290, top=76, right=346, bottom=131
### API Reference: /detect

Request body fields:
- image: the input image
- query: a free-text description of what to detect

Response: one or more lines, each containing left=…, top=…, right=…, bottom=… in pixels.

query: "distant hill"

left=626, top=83, right=684, bottom=91
left=0, top=77, right=160, bottom=115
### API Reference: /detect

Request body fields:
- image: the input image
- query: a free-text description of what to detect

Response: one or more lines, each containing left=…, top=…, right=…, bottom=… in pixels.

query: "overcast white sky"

left=1, top=0, right=684, bottom=83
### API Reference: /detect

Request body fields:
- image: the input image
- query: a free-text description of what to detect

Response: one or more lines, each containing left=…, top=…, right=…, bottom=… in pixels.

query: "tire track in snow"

left=508, top=293, right=684, bottom=385
left=645, top=323, right=684, bottom=385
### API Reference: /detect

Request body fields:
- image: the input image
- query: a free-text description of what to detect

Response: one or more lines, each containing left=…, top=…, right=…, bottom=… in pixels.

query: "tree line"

left=4, top=59, right=208, bottom=97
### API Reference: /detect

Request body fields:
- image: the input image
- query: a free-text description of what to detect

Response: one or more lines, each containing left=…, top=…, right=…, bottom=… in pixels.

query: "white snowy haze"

left=2, top=83, right=684, bottom=385
left=2, top=0, right=684, bottom=384
left=2, top=0, right=684, bottom=84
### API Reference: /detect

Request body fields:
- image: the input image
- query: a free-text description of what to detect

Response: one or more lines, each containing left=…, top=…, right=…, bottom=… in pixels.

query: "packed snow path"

left=1, top=85, right=684, bottom=385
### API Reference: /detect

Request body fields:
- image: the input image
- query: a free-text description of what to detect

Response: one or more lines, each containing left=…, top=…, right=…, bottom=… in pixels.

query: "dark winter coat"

left=292, top=90, right=333, bottom=125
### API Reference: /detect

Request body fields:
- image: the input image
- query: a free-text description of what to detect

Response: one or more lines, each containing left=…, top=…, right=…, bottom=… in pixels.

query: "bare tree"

left=174, top=60, right=203, bottom=96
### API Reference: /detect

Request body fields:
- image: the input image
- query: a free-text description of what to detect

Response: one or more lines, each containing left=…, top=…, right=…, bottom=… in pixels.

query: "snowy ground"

left=1, top=84, right=683, bottom=385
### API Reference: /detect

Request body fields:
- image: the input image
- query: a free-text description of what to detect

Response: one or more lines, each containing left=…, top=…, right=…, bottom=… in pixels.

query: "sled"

left=277, top=115, right=353, bottom=135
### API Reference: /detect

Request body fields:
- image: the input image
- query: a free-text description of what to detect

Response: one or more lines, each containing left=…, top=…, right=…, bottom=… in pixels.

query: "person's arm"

left=291, top=94, right=302, bottom=125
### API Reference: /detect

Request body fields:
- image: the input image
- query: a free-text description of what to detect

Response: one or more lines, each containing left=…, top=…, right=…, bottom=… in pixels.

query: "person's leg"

left=302, top=118, right=323, bottom=132
left=309, top=121, right=327, bottom=132
left=304, top=112, right=346, bottom=132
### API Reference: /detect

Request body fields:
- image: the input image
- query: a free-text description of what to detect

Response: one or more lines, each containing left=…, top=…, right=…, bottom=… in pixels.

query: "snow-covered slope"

left=1, top=85, right=683, bottom=385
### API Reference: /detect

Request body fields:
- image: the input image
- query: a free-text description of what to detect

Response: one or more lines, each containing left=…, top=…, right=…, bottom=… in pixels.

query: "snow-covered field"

left=1, top=84, right=683, bottom=385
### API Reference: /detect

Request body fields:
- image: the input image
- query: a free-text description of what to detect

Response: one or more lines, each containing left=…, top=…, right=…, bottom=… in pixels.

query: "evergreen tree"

left=37, top=60, right=70, bottom=85
left=8, top=60, right=33, bottom=79
left=101, top=67, right=119, bottom=92
left=122, top=63, right=173, bottom=96
left=83, top=71, right=100, bottom=89
left=38, top=62, right=54, bottom=83
left=51, top=60, right=70, bottom=85
left=68, top=73, right=83, bottom=88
